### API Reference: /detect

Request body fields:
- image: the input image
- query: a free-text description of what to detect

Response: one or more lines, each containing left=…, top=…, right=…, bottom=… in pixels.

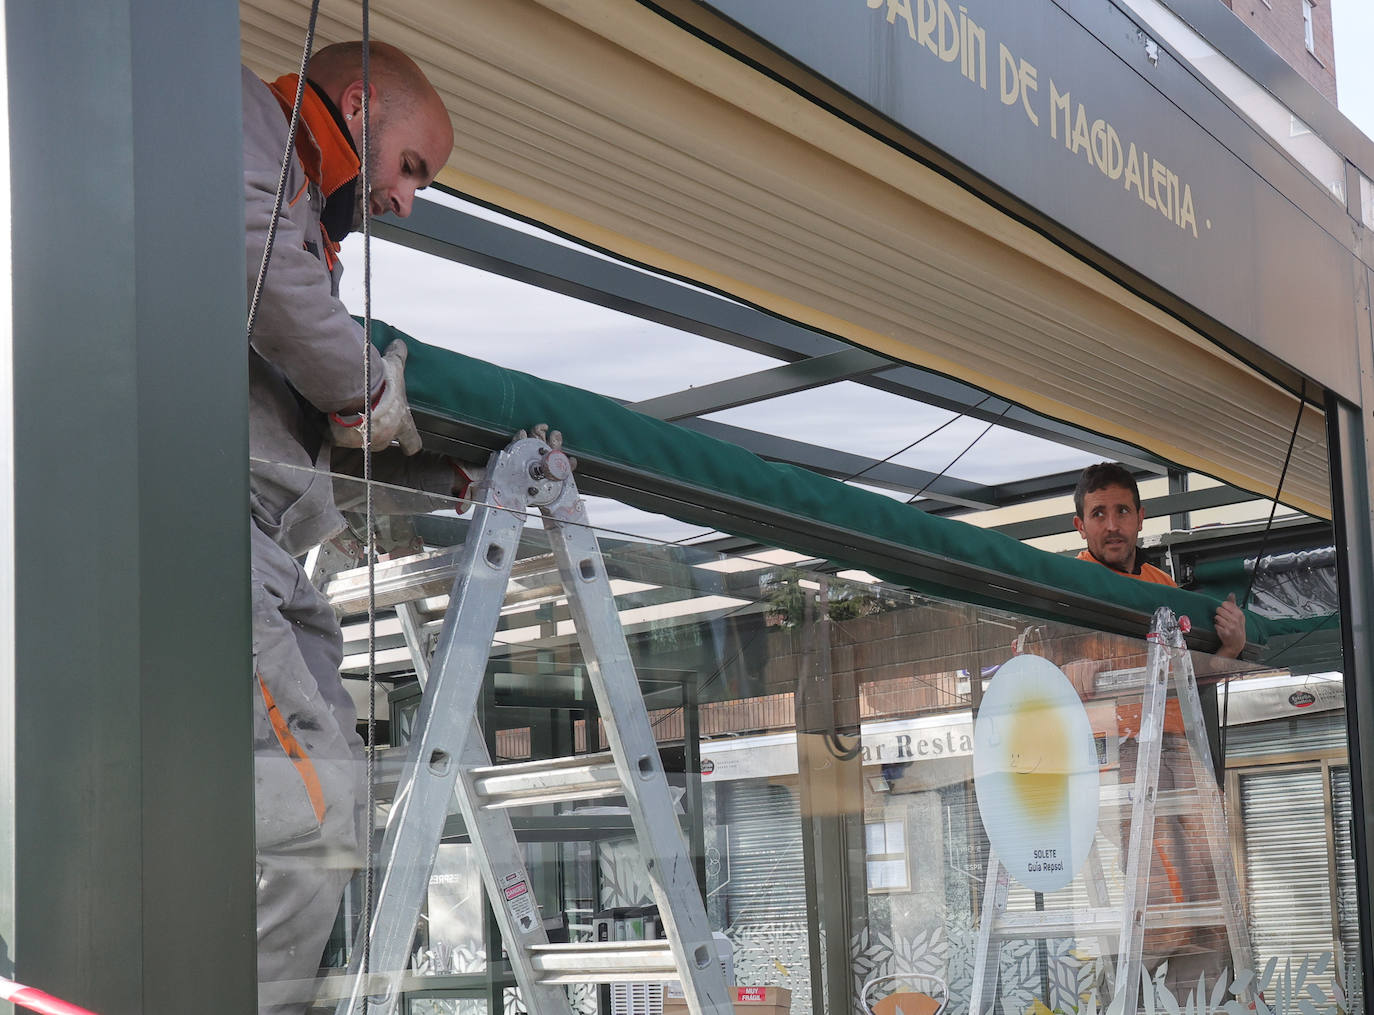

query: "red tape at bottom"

left=0, top=977, right=100, bottom=1015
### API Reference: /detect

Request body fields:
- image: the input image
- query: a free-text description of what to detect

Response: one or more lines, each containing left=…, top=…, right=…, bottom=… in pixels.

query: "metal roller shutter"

left=721, top=781, right=807, bottom=929
left=1330, top=767, right=1363, bottom=1001
left=1227, top=713, right=1350, bottom=759
left=1239, top=767, right=1336, bottom=993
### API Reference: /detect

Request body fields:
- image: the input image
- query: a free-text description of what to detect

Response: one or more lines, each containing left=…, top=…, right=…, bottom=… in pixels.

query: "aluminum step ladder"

left=970, top=607, right=1255, bottom=1014
left=335, top=428, right=732, bottom=1015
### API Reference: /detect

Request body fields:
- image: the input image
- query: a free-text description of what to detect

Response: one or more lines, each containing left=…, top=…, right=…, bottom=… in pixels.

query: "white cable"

left=359, top=10, right=379, bottom=1013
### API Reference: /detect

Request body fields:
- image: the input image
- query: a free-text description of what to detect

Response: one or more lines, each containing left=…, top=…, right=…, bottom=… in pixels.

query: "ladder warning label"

left=502, top=875, right=538, bottom=933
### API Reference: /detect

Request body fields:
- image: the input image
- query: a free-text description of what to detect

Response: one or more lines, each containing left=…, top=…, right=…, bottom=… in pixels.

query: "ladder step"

left=992, top=902, right=1225, bottom=938
left=1099, top=784, right=1206, bottom=816
left=471, top=751, right=624, bottom=809
left=529, top=941, right=679, bottom=983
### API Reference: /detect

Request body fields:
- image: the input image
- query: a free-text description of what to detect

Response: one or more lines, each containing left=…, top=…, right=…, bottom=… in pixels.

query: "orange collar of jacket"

left=265, top=74, right=360, bottom=200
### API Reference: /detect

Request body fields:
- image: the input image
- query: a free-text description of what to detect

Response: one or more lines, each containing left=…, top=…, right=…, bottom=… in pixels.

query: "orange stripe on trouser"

left=1155, top=840, right=1186, bottom=902
left=257, top=673, right=328, bottom=825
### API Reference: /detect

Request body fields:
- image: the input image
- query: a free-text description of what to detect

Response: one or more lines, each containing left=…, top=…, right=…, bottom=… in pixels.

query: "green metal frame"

left=1329, top=394, right=1374, bottom=1010
left=0, top=2, right=253, bottom=1013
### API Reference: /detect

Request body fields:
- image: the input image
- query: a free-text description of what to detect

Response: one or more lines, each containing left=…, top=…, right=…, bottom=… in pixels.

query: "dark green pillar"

left=1, top=3, right=253, bottom=1013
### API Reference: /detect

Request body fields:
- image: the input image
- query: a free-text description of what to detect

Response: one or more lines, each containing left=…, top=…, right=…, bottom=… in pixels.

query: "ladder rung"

left=471, top=751, right=624, bottom=809
left=540, top=972, right=680, bottom=985
left=1099, top=784, right=1204, bottom=816
left=1145, top=901, right=1226, bottom=928
left=992, top=902, right=1225, bottom=938
left=529, top=941, right=678, bottom=982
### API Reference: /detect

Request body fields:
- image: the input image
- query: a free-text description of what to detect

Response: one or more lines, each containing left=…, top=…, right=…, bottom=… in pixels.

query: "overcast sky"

left=1332, top=0, right=1374, bottom=139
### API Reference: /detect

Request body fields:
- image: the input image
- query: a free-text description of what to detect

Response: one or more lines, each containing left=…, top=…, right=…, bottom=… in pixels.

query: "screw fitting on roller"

left=543, top=450, right=572, bottom=481
left=526, top=450, right=571, bottom=483
left=515, top=424, right=572, bottom=484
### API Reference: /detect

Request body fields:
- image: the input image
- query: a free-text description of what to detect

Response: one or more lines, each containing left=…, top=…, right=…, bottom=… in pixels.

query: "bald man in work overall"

left=243, top=42, right=460, bottom=1013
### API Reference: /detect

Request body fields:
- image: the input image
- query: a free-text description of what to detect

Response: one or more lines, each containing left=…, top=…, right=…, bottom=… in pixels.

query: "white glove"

left=329, top=340, right=422, bottom=455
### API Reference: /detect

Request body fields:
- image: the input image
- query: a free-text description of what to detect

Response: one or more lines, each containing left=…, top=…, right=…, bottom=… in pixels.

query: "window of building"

left=865, top=817, right=910, bottom=892
left=1303, top=0, right=1316, bottom=54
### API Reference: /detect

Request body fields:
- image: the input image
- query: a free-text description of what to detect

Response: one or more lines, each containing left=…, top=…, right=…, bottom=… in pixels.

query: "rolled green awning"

left=370, top=320, right=1332, bottom=649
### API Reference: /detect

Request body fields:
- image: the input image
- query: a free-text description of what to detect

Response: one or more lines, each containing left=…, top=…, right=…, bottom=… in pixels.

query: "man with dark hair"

left=1073, top=462, right=1246, bottom=657
left=243, top=41, right=460, bottom=1014
left=1072, top=464, right=1243, bottom=997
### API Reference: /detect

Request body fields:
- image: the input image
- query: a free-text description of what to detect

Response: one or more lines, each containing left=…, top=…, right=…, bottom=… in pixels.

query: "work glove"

left=451, top=461, right=485, bottom=506
left=328, top=340, right=423, bottom=455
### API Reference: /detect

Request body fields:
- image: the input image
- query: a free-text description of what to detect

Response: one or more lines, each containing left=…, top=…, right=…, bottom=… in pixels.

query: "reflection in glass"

left=255, top=468, right=1358, bottom=1015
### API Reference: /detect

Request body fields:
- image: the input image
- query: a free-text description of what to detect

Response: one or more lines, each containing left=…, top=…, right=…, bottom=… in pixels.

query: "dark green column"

left=1330, top=392, right=1374, bottom=1015
left=0, top=2, right=254, bottom=1013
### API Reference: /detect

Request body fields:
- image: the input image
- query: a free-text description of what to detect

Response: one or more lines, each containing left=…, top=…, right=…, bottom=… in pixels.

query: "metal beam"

left=673, top=417, right=998, bottom=509
left=626, top=347, right=888, bottom=420
left=989, top=485, right=1267, bottom=541
left=373, top=199, right=834, bottom=361
left=377, top=199, right=1169, bottom=472
left=1329, top=395, right=1374, bottom=1013
left=1168, top=469, right=1190, bottom=531
left=922, top=467, right=1151, bottom=517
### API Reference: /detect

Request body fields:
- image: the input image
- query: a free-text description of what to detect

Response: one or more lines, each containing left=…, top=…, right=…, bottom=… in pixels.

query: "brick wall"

left=1225, top=0, right=1338, bottom=103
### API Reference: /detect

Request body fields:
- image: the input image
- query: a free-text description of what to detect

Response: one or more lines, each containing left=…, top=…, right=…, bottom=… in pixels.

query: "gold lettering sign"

left=864, top=0, right=1204, bottom=238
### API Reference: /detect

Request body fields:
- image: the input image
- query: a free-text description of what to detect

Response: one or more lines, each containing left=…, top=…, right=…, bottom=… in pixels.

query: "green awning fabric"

left=370, top=320, right=1333, bottom=648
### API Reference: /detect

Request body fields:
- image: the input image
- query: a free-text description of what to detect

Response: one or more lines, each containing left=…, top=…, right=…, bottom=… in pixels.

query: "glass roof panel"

left=704, top=382, right=1107, bottom=485
left=337, top=235, right=781, bottom=400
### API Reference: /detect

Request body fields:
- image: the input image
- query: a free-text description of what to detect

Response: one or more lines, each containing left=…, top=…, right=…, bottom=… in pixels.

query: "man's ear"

left=1073, top=515, right=1087, bottom=539
left=339, top=79, right=378, bottom=119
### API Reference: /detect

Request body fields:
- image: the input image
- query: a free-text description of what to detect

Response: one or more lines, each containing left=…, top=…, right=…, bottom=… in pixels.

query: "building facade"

left=1224, top=0, right=1338, bottom=101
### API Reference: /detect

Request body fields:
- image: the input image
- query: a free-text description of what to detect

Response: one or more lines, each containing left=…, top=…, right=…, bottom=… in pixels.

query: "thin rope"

left=360, top=13, right=378, bottom=1014
left=904, top=405, right=1011, bottom=504
left=657, top=395, right=996, bottom=547
left=245, top=1, right=321, bottom=343
left=841, top=395, right=994, bottom=486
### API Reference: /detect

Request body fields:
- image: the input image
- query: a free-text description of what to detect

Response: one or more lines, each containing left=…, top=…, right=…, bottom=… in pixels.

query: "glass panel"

left=420, top=845, right=487, bottom=976
left=407, top=1001, right=488, bottom=1015
left=249, top=460, right=1355, bottom=1015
